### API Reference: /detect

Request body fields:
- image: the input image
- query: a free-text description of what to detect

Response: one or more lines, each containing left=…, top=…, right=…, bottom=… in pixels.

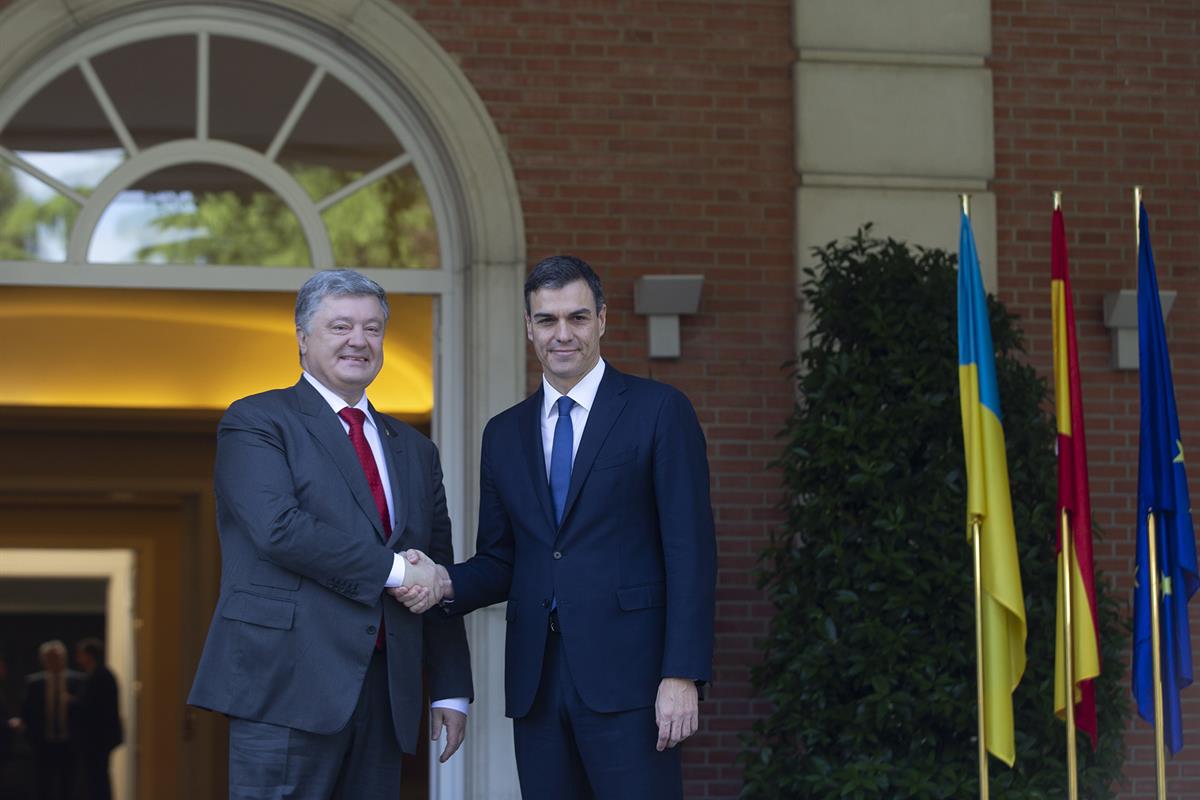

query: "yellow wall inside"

left=0, top=287, right=433, bottom=415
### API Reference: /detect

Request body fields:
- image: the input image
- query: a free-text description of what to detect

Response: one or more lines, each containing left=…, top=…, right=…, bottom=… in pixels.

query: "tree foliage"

left=0, top=166, right=78, bottom=260
left=740, top=228, right=1128, bottom=799
left=137, top=165, right=437, bottom=268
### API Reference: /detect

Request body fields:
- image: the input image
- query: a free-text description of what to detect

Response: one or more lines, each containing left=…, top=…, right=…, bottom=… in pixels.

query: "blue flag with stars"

left=1132, top=201, right=1199, bottom=754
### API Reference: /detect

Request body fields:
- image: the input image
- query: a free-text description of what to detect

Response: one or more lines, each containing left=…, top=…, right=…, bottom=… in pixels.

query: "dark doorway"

left=0, top=578, right=107, bottom=800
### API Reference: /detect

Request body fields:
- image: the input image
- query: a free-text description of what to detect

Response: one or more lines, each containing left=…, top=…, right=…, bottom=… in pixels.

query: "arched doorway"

left=0, top=2, right=526, bottom=797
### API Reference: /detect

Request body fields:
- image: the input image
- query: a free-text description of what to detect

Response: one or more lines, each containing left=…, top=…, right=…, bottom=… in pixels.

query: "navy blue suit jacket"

left=447, top=363, right=716, bottom=717
left=188, top=378, right=472, bottom=754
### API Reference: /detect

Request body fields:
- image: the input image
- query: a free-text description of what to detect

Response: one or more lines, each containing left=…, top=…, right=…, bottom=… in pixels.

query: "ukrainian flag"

left=957, top=210, right=1027, bottom=766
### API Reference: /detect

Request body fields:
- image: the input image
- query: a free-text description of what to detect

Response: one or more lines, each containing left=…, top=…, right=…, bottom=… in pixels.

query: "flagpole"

left=962, top=192, right=990, bottom=800
left=1060, top=509, right=1079, bottom=800
left=971, top=515, right=990, bottom=800
left=1136, top=184, right=1168, bottom=800
left=1053, top=188, right=1079, bottom=800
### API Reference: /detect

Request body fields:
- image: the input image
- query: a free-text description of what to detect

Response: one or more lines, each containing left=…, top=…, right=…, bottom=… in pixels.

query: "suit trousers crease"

left=228, top=650, right=401, bottom=800
left=513, top=626, right=682, bottom=800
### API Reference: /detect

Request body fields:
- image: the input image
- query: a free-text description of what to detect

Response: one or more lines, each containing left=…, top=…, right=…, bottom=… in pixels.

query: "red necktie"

left=338, top=407, right=391, bottom=534
left=339, top=407, right=390, bottom=650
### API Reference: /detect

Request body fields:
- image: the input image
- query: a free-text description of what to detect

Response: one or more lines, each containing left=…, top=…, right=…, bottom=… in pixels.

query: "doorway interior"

left=0, top=548, right=136, bottom=800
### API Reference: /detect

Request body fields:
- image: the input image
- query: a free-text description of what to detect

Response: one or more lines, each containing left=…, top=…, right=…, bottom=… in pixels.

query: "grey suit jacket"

left=188, top=377, right=472, bottom=754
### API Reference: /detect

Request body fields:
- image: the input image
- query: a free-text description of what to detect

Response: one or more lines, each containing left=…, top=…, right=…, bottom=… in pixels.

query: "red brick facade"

left=992, top=2, right=1199, bottom=796
left=405, top=2, right=797, bottom=796
left=5, top=0, right=1196, bottom=796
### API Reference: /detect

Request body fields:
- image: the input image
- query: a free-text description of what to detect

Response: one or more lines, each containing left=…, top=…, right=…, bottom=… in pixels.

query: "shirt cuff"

left=431, top=698, right=469, bottom=715
left=384, top=553, right=407, bottom=588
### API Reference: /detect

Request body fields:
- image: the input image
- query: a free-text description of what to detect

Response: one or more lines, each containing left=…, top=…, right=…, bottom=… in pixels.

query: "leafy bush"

left=740, top=229, right=1128, bottom=799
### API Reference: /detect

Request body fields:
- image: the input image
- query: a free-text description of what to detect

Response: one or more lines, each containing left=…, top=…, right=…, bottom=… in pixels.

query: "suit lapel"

left=372, top=405, right=408, bottom=549
left=560, top=364, right=627, bottom=531
left=518, top=387, right=558, bottom=537
left=294, top=379, right=388, bottom=543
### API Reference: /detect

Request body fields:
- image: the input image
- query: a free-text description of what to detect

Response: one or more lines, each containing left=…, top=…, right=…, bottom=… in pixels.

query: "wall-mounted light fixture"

left=633, top=275, right=704, bottom=359
left=1102, top=288, right=1176, bottom=370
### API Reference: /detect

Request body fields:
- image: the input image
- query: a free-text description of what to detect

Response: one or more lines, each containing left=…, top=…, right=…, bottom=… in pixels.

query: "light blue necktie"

left=550, top=396, right=574, bottom=525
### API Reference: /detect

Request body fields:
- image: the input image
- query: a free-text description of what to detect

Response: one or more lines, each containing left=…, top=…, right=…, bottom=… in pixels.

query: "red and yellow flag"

left=1050, top=207, right=1101, bottom=748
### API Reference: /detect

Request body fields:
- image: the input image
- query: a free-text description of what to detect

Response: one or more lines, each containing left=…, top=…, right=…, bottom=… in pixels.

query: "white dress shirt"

left=303, top=372, right=467, bottom=715
left=540, top=359, right=606, bottom=477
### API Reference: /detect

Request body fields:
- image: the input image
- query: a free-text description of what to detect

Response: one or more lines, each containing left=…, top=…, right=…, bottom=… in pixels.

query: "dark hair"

left=77, top=637, right=105, bottom=662
left=523, top=255, right=605, bottom=314
left=295, top=269, right=390, bottom=333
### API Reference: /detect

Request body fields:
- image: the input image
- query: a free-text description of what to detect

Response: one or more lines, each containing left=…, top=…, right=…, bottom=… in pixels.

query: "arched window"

left=0, top=7, right=454, bottom=286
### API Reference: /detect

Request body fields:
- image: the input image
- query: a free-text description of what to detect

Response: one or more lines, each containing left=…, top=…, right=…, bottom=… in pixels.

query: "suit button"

left=552, top=551, right=562, bottom=560
left=366, top=625, right=377, bottom=635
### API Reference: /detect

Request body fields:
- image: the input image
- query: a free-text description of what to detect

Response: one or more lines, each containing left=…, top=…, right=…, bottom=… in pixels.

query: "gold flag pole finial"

left=961, top=194, right=971, bottom=217
left=1053, top=190, right=1062, bottom=211
left=1134, top=186, right=1143, bottom=249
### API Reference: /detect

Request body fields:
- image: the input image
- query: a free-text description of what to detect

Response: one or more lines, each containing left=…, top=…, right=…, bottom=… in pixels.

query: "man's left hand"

left=654, top=677, right=699, bottom=751
left=430, top=707, right=467, bottom=763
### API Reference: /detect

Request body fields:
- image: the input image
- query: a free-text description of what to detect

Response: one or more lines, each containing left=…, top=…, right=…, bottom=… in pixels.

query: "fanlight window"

left=0, top=27, right=440, bottom=270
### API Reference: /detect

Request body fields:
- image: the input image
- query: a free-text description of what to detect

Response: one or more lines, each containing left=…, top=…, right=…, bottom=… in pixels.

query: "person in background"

left=19, top=640, right=82, bottom=800
left=73, top=638, right=122, bottom=800
left=0, top=649, right=13, bottom=789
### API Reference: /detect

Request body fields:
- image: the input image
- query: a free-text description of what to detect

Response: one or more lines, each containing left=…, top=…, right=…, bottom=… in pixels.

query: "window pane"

left=277, top=73, right=400, bottom=198
left=0, top=66, right=126, bottom=192
left=91, top=35, right=196, bottom=149
left=0, top=164, right=78, bottom=262
left=88, top=163, right=310, bottom=266
left=319, top=164, right=439, bottom=269
left=209, top=36, right=312, bottom=152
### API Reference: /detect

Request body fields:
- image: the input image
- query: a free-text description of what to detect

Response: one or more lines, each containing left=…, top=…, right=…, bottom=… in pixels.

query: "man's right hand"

left=390, top=549, right=454, bottom=613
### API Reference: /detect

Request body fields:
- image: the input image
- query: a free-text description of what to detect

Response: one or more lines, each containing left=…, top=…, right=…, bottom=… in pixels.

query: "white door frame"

left=0, top=548, right=137, bottom=800
left=0, top=2, right=526, bottom=797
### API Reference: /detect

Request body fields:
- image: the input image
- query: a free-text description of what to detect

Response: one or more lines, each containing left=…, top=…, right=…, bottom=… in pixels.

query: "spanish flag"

left=957, top=210, right=1027, bottom=766
left=1050, top=207, right=1101, bottom=748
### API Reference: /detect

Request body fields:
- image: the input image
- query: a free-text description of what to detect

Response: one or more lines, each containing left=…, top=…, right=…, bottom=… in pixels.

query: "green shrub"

left=740, top=228, right=1128, bottom=799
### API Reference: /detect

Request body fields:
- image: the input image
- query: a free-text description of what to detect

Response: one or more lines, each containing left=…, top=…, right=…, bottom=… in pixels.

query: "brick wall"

left=405, top=2, right=796, bottom=796
left=992, top=2, right=1200, bottom=796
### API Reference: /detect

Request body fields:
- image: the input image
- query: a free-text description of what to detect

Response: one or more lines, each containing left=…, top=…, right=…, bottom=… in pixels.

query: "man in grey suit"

left=188, top=269, right=472, bottom=799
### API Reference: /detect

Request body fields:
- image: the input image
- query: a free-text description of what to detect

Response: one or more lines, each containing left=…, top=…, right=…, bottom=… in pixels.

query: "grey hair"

left=295, top=269, right=390, bottom=334
left=38, top=639, right=66, bottom=660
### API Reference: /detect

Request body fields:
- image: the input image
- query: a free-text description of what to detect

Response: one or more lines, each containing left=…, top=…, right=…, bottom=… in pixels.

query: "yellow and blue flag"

left=1132, top=201, right=1198, bottom=754
left=957, top=210, right=1027, bottom=766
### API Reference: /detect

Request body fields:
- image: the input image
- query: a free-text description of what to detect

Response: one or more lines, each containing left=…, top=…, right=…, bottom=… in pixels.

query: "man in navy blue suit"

left=399, top=255, right=717, bottom=798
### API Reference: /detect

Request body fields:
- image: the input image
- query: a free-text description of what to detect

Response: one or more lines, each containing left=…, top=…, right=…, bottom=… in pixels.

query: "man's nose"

left=348, top=325, right=368, bottom=345
left=553, top=320, right=571, bottom=340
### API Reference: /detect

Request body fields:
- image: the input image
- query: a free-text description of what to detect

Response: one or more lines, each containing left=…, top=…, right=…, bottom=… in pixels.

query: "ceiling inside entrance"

left=0, top=576, right=106, bottom=614
left=0, top=286, right=433, bottom=416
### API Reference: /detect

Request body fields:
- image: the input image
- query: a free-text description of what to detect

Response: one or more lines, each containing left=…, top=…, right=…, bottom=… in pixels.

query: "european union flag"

left=1132, top=201, right=1199, bottom=754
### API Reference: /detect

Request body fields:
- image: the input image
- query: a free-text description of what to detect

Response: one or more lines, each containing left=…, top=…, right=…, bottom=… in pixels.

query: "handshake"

left=389, top=549, right=453, bottom=614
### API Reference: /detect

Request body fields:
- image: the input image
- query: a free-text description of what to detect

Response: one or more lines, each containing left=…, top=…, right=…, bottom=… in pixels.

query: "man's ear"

left=524, top=313, right=533, bottom=342
left=597, top=304, right=607, bottom=337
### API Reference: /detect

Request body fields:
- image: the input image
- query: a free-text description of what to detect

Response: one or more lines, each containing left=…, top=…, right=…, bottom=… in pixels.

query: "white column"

left=793, top=0, right=998, bottom=337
